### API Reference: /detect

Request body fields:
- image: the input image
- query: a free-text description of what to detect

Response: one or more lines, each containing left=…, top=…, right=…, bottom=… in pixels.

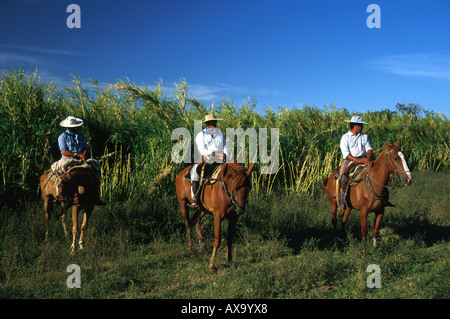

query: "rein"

left=364, top=173, right=388, bottom=200
left=365, top=149, right=409, bottom=200
left=217, top=165, right=247, bottom=211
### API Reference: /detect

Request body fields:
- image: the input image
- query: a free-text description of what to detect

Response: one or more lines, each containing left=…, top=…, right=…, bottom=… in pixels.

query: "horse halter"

left=219, top=166, right=248, bottom=213
left=54, top=171, right=75, bottom=205
left=365, top=149, right=410, bottom=199
left=385, top=149, right=410, bottom=179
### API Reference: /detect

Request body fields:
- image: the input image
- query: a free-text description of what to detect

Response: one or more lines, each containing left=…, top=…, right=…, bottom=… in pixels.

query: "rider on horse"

left=55, top=116, right=104, bottom=206
left=338, top=115, right=372, bottom=210
left=189, top=114, right=230, bottom=209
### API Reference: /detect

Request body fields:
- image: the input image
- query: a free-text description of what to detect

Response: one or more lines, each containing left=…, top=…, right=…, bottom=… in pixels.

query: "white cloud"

left=370, top=53, right=450, bottom=79
left=189, top=83, right=244, bottom=101
left=0, top=44, right=86, bottom=57
left=0, top=52, right=40, bottom=66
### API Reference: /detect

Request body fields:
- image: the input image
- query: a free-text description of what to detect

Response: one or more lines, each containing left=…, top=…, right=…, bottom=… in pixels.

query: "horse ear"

left=246, top=163, right=255, bottom=176
left=394, top=141, right=399, bottom=147
left=384, top=141, right=393, bottom=150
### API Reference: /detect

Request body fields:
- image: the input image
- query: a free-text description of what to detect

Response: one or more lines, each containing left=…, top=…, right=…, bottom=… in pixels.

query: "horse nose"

left=406, top=174, right=412, bottom=185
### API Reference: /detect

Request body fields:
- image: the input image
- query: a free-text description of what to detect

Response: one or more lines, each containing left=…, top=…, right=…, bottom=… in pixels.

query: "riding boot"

left=338, top=177, right=347, bottom=210
left=188, top=181, right=200, bottom=209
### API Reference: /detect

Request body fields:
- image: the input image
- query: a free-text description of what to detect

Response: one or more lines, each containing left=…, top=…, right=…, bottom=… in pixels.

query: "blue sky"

left=1, top=0, right=449, bottom=116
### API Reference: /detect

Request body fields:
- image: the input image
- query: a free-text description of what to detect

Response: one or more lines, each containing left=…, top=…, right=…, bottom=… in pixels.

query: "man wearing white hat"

left=189, top=113, right=230, bottom=209
left=56, top=116, right=104, bottom=205
left=58, top=116, right=88, bottom=161
left=338, top=115, right=372, bottom=210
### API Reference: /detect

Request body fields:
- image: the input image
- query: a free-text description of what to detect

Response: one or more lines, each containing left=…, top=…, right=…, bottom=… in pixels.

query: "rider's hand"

left=359, top=157, right=369, bottom=164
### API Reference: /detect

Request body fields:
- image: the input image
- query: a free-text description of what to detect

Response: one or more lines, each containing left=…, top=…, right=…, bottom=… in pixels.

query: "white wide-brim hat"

left=60, top=116, right=84, bottom=128
left=344, top=115, right=368, bottom=125
left=203, top=113, right=223, bottom=122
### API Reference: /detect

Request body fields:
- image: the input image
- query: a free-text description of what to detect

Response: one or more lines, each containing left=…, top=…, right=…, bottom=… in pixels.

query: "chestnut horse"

left=176, top=162, right=255, bottom=272
left=40, top=165, right=98, bottom=254
left=323, top=142, right=412, bottom=251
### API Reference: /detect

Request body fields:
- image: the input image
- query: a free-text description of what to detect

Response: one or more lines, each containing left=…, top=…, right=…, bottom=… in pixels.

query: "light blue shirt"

left=340, top=131, right=372, bottom=159
left=58, top=130, right=88, bottom=157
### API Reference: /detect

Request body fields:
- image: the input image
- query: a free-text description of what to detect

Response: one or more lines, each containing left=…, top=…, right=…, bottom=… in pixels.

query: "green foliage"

left=1, top=69, right=449, bottom=203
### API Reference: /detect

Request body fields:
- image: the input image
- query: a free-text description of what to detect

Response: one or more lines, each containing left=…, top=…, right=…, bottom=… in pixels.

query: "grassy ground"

left=0, top=170, right=448, bottom=299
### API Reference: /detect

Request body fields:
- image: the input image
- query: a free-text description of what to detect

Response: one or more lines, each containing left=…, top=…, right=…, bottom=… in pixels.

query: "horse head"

left=54, top=171, right=78, bottom=209
left=54, top=166, right=93, bottom=209
left=220, top=163, right=255, bottom=214
left=384, top=141, right=413, bottom=186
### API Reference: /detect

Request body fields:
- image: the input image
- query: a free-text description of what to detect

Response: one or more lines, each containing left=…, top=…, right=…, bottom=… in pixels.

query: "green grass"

left=1, top=170, right=448, bottom=299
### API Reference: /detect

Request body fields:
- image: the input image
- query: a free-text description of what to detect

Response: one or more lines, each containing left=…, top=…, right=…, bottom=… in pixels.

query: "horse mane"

left=221, top=162, right=250, bottom=188
left=67, top=160, right=101, bottom=179
left=67, top=164, right=93, bottom=173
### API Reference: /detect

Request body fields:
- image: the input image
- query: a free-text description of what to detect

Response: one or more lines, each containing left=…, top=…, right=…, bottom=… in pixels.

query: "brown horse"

left=176, top=162, right=255, bottom=272
left=40, top=165, right=98, bottom=254
left=40, top=169, right=70, bottom=239
left=323, top=142, right=412, bottom=251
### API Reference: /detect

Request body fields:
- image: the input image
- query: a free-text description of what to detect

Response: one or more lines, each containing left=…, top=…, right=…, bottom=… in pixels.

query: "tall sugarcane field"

left=0, top=69, right=449, bottom=300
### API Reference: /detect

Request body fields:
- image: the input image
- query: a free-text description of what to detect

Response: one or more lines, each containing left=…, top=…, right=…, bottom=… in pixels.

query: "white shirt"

left=195, top=127, right=230, bottom=160
left=340, top=131, right=372, bottom=159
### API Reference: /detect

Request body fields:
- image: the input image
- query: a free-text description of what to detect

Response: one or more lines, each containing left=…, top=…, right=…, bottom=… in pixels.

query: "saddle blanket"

left=51, top=158, right=101, bottom=180
left=185, top=163, right=223, bottom=185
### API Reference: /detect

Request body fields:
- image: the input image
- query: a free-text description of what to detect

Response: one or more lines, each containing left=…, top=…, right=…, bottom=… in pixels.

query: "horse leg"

left=43, top=197, right=52, bottom=240
left=180, top=200, right=193, bottom=251
left=226, top=214, right=238, bottom=266
left=195, top=211, right=206, bottom=252
left=61, top=212, right=69, bottom=238
left=373, top=210, right=384, bottom=248
left=360, top=209, right=368, bottom=253
left=340, top=207, right=352, bottom=239
left=209, top=215, right=222, bottom=272
left=79, top=210, right=90, bottom=250
left=71, top=205, right=78, bottom=255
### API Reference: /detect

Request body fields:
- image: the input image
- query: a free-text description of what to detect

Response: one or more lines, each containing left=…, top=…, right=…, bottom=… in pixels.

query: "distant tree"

left=395, top=103, right=432, bottom=120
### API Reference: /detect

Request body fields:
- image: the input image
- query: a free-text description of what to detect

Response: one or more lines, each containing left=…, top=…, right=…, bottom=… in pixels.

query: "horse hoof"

left=208, top=267, right=217, bottom=273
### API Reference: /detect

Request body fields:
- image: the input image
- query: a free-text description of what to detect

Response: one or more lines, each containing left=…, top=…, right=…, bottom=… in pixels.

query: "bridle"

left=365, top=149, right=410, bottom=199
left=218, top=165, right=248, bottom=212
left=54, top=170, right=75, bottom=206
left=384, top=150, right=410, bottom=179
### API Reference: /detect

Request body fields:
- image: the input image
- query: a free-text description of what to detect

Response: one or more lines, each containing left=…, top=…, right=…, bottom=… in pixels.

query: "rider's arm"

left=195, top=131, right=212, bottom=159
left=346, top=154, right=369, bottom=164
left=61, top=149, right=85, bottom=160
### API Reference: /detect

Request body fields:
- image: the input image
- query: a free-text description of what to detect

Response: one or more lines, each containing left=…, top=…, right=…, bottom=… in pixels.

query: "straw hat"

left=60, top=116, right=84, bottom=128
left=344, top=115, right=368, bottom=125
left=203, top=114, right=223, bottom=122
